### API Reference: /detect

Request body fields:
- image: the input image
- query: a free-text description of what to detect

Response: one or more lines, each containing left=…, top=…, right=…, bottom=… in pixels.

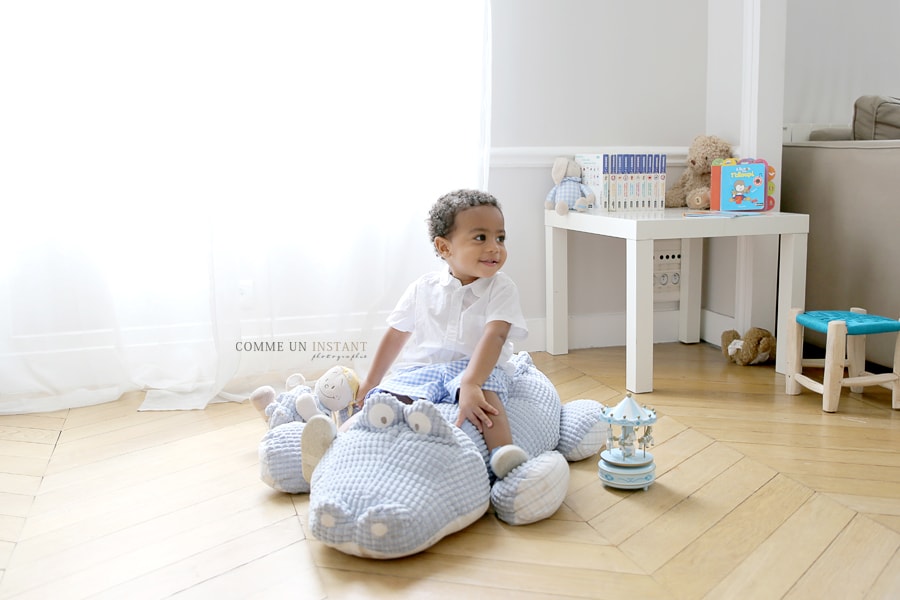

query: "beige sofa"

left=781, top=137, right=900, bottom=368
left=807, top=95, right=900, bottom=141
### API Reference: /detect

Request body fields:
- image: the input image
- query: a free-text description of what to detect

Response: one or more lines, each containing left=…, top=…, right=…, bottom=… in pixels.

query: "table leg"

left=627, top=238, right=654, bottom=393
left=545, top=225, right=569, bottom=355
left=776, top=232, right=807, bottom=374
left=679, top=237, right=703, bottom=343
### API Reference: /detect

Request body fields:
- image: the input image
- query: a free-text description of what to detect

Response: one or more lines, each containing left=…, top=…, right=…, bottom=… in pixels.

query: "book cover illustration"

left=710, top=158, right=776, bottom=211
left=574, top=153, right=610, bottom=211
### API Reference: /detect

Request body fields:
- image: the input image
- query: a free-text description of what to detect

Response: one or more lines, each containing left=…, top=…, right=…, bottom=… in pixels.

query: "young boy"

left=353, top=189, right=530, bottom=479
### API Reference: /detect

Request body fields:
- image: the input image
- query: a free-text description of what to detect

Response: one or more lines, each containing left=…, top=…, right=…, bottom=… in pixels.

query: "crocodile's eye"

left=367, top=402, right=396, bottom=428
left=407, top=411, right=432, bottom=435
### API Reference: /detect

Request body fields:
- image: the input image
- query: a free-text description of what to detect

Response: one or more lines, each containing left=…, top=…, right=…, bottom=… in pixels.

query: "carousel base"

left=598, top=449, right=656, bottom=490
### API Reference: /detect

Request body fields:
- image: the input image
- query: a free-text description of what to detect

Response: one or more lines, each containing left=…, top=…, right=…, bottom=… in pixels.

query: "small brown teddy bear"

left=721, top=327, right=776, bottom=366
left=665, top=135, right=732, bottom=209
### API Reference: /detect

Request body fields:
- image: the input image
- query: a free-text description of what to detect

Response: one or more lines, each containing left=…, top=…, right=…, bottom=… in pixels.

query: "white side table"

left=545, top=209, right=809, bottom=393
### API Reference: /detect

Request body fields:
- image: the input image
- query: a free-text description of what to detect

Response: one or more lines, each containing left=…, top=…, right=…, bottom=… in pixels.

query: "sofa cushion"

left=853, top=95, right=900, bottom=140
left=808, top=127, right=851, bottom=141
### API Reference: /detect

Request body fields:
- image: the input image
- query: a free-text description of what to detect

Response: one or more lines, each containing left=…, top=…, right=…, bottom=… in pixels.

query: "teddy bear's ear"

left=720, top=330, right=741, bottom=358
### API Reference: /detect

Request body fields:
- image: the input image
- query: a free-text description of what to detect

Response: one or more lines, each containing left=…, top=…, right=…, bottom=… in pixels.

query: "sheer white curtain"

left=0, top=1, right=491, bottom=414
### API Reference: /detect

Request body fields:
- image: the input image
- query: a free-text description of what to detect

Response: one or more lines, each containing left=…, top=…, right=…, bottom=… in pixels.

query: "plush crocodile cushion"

left=258, top=351, right=608, bottom=559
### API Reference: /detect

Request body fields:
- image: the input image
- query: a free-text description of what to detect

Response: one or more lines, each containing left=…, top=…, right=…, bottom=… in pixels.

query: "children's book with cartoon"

left=710, top=159, right=775, bottom=211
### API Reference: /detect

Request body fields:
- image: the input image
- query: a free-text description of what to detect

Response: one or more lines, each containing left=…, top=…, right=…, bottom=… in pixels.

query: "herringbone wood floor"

left=1, top=343, right=899, bottom=599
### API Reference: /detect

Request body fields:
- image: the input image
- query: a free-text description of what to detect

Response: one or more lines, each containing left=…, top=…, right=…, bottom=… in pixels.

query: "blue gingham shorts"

left=366, top=359, right=512, bottom=405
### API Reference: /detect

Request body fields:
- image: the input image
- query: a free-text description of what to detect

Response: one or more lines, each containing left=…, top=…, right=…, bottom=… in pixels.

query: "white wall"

left=784, top=0, right=900, bottom=126
left=490, top=0, right=708, bottom=148
left=489, top=0, right=708, bottom=352
left=491, top=0, right=893, bottom=354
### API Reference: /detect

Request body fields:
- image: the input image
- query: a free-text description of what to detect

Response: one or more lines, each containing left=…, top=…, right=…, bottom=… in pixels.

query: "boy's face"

left=434, top=205, right=506, bottom=285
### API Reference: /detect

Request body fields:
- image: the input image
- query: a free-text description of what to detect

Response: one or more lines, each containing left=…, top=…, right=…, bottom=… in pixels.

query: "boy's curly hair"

left=427, top=189, right=502, bottom=245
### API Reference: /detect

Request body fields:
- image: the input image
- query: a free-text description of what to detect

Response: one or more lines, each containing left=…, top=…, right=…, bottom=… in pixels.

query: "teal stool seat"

left=796, top=311, right=900, bottom=336
left=786, top=307, right=900, bottom=412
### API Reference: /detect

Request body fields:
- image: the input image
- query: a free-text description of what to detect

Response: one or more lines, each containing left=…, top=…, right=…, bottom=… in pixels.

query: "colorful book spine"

left=571, top=152, right=670, bottom=213
left=602, top=154, right=610, bottom=211
left=658, top=154, right=667, bottom=209
left=609, top=154, right=618, bottom=211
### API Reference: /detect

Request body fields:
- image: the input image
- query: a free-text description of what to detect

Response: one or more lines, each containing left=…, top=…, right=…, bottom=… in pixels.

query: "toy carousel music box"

left=598, top=393, right=657, bottom=490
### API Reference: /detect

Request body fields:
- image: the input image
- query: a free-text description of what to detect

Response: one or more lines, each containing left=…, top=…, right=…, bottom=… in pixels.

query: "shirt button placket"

left=443, top=287, right=464, bottom=354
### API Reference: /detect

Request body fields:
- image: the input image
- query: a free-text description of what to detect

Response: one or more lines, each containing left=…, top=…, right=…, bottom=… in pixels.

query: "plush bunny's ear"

left=286, top=373, right=306, bottom=389
left=550, top=156, right=569, bottom=183
left=249, top=385, right=276, bottom=415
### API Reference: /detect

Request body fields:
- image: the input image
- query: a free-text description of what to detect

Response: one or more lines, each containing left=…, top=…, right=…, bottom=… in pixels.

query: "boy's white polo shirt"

left=388, top=269, right=528, bottom=373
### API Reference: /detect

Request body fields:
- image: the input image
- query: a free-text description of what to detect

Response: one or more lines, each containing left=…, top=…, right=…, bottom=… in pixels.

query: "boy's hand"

left=455, top=382, right=499, bottom=432
left=354, top=378, right=378, bottom=410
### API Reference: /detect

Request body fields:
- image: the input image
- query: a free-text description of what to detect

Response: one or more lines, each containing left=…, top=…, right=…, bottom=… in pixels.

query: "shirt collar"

left=439, top=269, right=493, bottom=297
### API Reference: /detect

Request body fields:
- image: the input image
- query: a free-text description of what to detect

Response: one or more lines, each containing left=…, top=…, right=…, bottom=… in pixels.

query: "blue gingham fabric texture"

left=368, top=359, right=512, bottom=406
left=261, top=385, right=311, bottom=430
left=257, top=352, right=607, bottom=558
left=546, top=176, right=594, bottom=210
left=258, top=421, right=309, bottom=494
left=261, top=381, right=355, bottom=430
left=490, top=450, right=570, bottom=525
left=307, top=393, right=491, bottom=558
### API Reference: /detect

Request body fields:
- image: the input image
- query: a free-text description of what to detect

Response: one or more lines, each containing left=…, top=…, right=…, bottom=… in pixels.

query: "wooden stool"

left=785, top=308, right=900, bottom=412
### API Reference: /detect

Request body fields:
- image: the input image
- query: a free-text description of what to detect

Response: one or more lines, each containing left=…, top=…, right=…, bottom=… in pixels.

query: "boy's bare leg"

left=480, top=390, right=512, bottom=450
left=482, top=390, right=527, bottom=478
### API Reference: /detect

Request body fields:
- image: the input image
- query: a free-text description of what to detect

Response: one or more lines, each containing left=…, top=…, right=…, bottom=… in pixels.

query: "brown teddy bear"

left=721, top=327, right=776, bottom=366
left=665, top=135, right=732, bottom=209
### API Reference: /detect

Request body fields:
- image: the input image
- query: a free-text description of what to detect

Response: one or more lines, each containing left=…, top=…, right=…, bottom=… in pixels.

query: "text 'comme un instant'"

left=234, top=341, right=368, bottom=353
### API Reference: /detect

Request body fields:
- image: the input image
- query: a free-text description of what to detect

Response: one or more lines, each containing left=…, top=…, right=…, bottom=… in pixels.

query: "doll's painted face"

left=433, top=205, right=507, bottom=286
left=316, top=366, right=359, bottom=411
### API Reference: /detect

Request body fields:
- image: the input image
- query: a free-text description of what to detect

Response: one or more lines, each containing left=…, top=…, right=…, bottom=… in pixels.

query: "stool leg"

left=785, top=308, right=804, bottom=396
left=848, top=308, right=866, bottom=393
left=822, top=320, right=847, bottom=413
left=892, top=327, right=900, bottom=410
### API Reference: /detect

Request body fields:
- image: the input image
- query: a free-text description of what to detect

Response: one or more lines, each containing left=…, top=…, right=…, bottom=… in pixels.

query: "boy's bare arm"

left=456, top=320, right=511, bottom=430
left=356, top=327, right=411, bottom=404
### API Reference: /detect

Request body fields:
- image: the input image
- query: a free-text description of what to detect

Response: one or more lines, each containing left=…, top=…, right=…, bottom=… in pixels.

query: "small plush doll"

left=314, top=365, right=360, bottom=426
left=665, top=135, right=733, bottom=209
left=721, top=327, right=776, bottom=366
left=546, top=157, right=595, bottom=215
left=250, top=374, right=320, bottom=430
left=250, top=366, right=360, bottom=430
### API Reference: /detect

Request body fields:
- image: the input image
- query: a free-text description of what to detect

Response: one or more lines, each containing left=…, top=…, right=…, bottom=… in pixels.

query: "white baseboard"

left=520, top=308, right=737, bottom=353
